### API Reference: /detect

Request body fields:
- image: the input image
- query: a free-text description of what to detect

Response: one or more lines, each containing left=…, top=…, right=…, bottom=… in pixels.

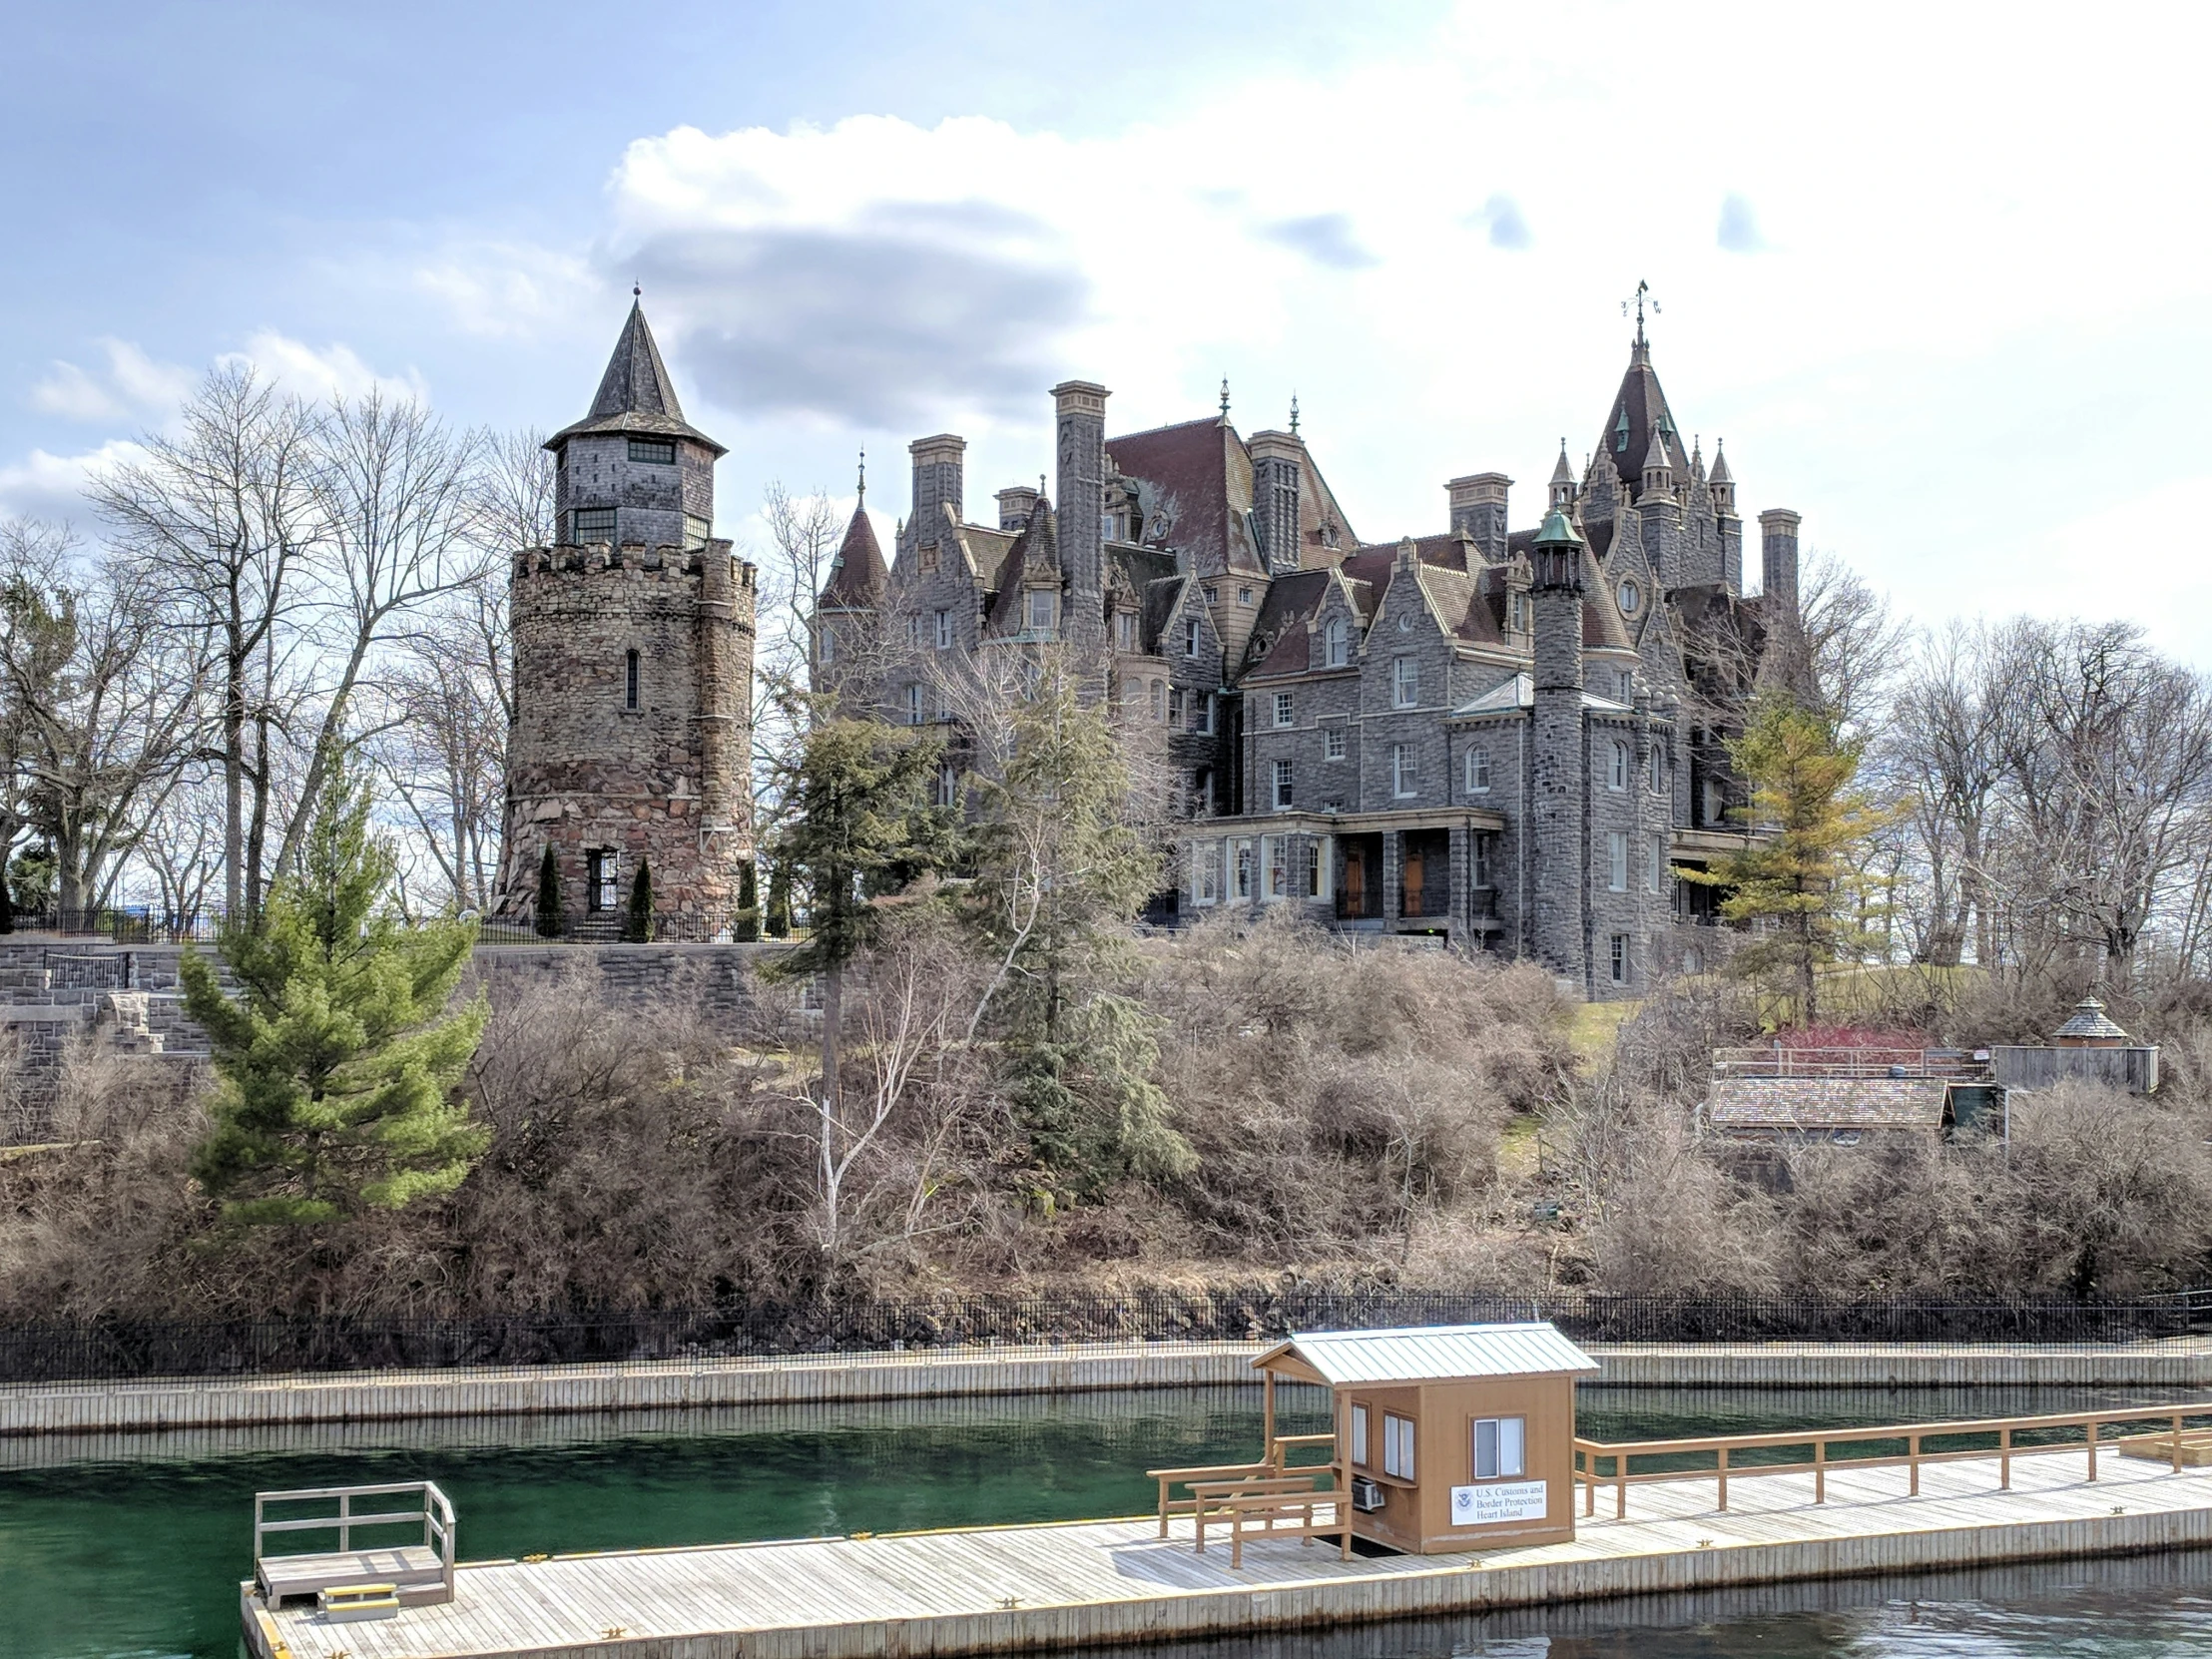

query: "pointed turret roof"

left=1549, top=443, right=1575, bottom=487
left=1708, top=439, right=1734, bottom=485
left=821, top=504, right=887, bottom=610
left=547, top=298, right=727, bottom=455
left=1641, top=428, right=1674, bottom=475
left=1595, top=336, right=1684, bottom=503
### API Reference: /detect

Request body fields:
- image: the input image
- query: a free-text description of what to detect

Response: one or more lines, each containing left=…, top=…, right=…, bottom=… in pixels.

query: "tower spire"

left=856, top=447, right=866, bottom=506
left=1219, top=378, right=1231, bottom=422
left=1623, top=279, right=1658, bottom=348
left=1289, top=392, right=1300, bottom=436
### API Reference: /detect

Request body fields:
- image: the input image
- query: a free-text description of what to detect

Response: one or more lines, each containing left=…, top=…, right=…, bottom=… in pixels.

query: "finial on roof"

left=1219, top=377, right=1231, bottom=421
left=1290, top=392, right=1301, bottom=436
left=633, top=282, right=641, bottom=298
left=856, top=447, right=866, bottom=506
left=1622, top=278, right=1658, bottom=348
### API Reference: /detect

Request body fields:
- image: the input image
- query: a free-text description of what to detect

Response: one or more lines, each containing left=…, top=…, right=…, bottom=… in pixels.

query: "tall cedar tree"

left=625, top=858, right=653, bottom=942
left=534, top=843, right=561, bottom=938
left=764, top=716, right=950, bottom=1119
left=183, top=757, right=489, bottom=1226
left=734, top=858, right=760, bottom=941
left=963, top=661, right=1192, bottom=1195
left=1688, top=694, right=1894, bottom=1024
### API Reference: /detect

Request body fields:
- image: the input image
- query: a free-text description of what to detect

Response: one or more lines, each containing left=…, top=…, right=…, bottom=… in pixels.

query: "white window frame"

left=1610, top=933, right=1630, bottom=985
left=1608, top=830, right=1628, bottom=891
left=1273, top=758, right=1294, bottom=809
left=1185, top=618, right=1202, bottom=657
left=1169, top=687, right=1185, bottom=726
left=1465, top=746, right=1490, bottom=795
left=1274, top=691, right=1295, bottom=728
left=1028, top=589, right=1055, bottom=631
left=1609, top=740, right=1630, bottom=791
left=1193, top=840, right=1221, bottom=905
left=1194, top=693, right=1215, bottom=736
left=1393, top=657, right=1418, bottom=709
left=1392, top=743, right=1416, bottom=799
left=1382, top=1411, right=1416, bottom=1480
left=1471, top=1415, right=1526, bottom=1481
left=1325, top=616, right=1349, bottom=668
left=1325, top=726, right=1346, bottom=761
left=1238, top=585, right=1254, bottom=605
left=1351, top=1402, right=1369, bottom=1466
left=1232, top=837, right=1254, bottom=900
left=905, top=684, right=924, bottom=726
left=1619, top=670, right=1634, bottom=701
left=933, top=608, right=953, bottom=650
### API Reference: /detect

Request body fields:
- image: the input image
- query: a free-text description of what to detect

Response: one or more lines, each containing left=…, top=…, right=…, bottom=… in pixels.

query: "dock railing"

left=1148, top=1431, right=1341, bottom=1539
left=1573, top=1400, right=2212, bottom=1520
left=254, top=1480, right=456, bottom=1602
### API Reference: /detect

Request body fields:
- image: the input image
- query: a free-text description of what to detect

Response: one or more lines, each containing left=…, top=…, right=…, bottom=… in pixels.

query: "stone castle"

left=818, top=311, right=1803, bottom=999
left=490, top=297, right=1799, bottom=996
left=494, top=299, right=757, bottom=925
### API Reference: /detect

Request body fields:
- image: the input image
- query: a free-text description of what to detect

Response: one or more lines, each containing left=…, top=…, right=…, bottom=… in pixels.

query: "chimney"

left=995, top=484, right=1040, bottom=530
left=908, top=434, right=966, bottom=552
left=1051, top=381, right=1110, bottom=672
left=1759, top=508, right=1801, bottom=605
left=1446, top=472, right=1511, bottom=562
left=1249, top=430, right=1306, bottom=573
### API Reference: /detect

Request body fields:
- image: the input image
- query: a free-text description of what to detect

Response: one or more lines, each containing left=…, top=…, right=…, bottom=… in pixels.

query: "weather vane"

left=856, top=446, right=865, bottom=504
left=1623, top=279, right=1659, bottom=344
left=1290, top=392, right=1301, bottom=436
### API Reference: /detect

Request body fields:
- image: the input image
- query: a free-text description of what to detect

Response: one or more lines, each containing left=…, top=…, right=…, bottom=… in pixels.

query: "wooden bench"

left=1212, top=1488, right=1355, bottom=1568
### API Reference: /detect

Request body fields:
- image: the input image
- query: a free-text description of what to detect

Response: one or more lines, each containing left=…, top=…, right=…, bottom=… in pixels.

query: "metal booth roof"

left=1253, top=1323, right=1601, bottom=1386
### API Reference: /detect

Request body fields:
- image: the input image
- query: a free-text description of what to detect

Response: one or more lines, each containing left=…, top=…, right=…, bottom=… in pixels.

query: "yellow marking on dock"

left=250, top=1449, right=2212, bottom=1659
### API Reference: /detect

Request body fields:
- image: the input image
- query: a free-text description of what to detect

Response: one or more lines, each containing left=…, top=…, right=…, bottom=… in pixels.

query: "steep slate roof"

left=983, top=497, right=1058, bottom=633
left=821, top=505, right=887, bottom=609
left=1256, top=1324, right=1599, bottom=1385
left=1242, top=570, right=1333, bottom=678
left=549, top=300, right=726, bottom=454
left=1592, top=338, right=1684, bottom=503
left=1108, top=418, right=1265, bottom=576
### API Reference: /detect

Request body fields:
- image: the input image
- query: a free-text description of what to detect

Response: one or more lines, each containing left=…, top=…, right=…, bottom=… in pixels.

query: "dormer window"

left=1510, top=593, right=1531, bottom=634
left=1185, top=618, right=1202, bottom=657
left=1324, top=616, right=1349, bottom=668
left=1614, top=407, right=1631, bottom=452
left=1116, top=611, right=1137, bottom=651
left=1027, top=590, right=1055, bottom=631
left=627, top=437, right=676, bottom=465
left=1619, top=579, right=1641, bottom=615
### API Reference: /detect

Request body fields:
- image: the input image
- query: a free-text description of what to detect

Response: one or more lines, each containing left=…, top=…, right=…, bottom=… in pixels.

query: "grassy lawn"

left=1566, top=998, right=1639, bottom=1062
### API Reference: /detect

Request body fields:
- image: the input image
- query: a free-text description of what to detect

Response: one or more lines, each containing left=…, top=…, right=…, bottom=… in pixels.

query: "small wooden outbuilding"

left=1253, top=1323, right=1599, bottom=1553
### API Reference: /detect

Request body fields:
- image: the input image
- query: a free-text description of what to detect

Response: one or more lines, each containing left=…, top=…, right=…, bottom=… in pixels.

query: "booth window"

left=1382, top=1411, right=1415, bottom=1479
left=1472, top=1415, right=1525, bottom=1480
left=1350, top=1403, right=1369, bottom=1465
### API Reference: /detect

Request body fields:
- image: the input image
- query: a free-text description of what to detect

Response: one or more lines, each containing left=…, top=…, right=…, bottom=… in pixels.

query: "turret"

left=1548, top=442, right=1576, bottom=512
left=1528, top=508, right=1587, bottom=986
left=1708, top=439, right=1736, bottom=517
left=1640, top=430, right=1676, bottom=500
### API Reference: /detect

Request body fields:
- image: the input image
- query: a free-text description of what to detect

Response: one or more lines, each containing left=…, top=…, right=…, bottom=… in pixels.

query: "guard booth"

left=1254, top=1324, right=1599, bottom=1553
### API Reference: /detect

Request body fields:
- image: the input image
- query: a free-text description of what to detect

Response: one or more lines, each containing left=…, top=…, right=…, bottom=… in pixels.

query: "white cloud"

left=221, top=331, right=426, bottom=403
left=30, top=339, right=196, bottom=422
left=0, top=439, right=148, bottom=524
left=415, top=244, right=598, bottom=339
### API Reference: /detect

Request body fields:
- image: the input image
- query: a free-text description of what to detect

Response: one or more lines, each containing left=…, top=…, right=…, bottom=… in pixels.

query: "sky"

left=8, top=0, right=2212, bottom=659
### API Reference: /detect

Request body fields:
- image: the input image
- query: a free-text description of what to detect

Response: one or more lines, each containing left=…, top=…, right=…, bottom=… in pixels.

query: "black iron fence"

left=3, top=1289, right=2207, bottom=1385
left=0, top=909, right=808, bottom=947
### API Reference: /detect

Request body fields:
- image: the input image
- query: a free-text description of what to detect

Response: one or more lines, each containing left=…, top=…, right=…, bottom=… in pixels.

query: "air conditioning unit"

left=1351, top=1475, right=1385, bottom=1512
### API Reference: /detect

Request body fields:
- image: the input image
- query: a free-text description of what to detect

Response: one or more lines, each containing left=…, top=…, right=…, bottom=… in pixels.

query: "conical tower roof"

left=1549, top=442, right=1575, bottom=487
left=1641, top=428, right=1674, bottom=475
left=821, top=503, right=887, bottom=610
left=1595, top=336, right=1684, bottom=503
left=548, top=298, right=727, bottom=455
left=1708, top=439, right=1734, bottom=485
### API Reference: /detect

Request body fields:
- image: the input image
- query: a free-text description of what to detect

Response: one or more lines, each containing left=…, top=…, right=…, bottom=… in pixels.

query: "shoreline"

left=12, top=1336, right=2212, bottom=1436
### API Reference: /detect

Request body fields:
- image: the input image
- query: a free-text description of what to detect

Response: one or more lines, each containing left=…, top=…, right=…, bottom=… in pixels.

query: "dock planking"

left=247, top=1448, right=2212, bottom=1659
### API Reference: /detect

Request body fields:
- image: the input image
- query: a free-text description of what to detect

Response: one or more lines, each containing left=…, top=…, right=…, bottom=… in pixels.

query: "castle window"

left=1027, top=589, right=1055, bottom=631
left=1608, top=831, right=1628, bottom=891
left=624, top=649, right=640, bottom=712
left=1185, top=618, right=1202, bottom=658
left=1324, top=616, right=1349, bottom=668
left=1232, top=837, right=1254, bottom=899
left=1609, top=740, right=1630, bottom=791
left=627, top=437, right=676, bottom=465
left=1619, top=579, right=1641, bottom=616
left=684, top=514, right=712, bottom=550
left=1275, top=692, right=1294, bottom=728
left=1194, top=692, right=1215, bottom=736
left=1610, top=934, right=1631, bottom=985
left=1649, top=832, right=1666, bottom=894
left=932, top=762, right=959, bottom=811
left=1326, top=727, right=1346, bottom=761
left=587, top=849, right=618, bottom=912
left=1194, top=768, right=1214, bottom=815
left=818, top=627, right=834, bottom=665
left=1238, top=586, right=1254, bottom=606
left=1391, top=743, right=1416, bottom=798
left=572, top=507, right=616, bottom=543
left=1465, top=747, right=1491, bottom=795
left=1193, top=839, right=1220, bottom=903
left=1203, top=585, right=1218, bottom=604
left=1618, top=670, right=1634, bottom=701
left=1151, top=680, right=1166, bottom=721
left=1393, top=657, right=1419, bottom=709
left=1274, top=759, right=1294, bottom=809
left=1511, top=593, right=1530, bottom=634
left=1169, top=687, right=1185, bottom=726
left=934, top=609, right=953, bottom=649
left=1117, top=611, right=1137, bottom=651
left=906, top=684, right=924, bottom=726
left=1649, top=746, right=1666, bottom=794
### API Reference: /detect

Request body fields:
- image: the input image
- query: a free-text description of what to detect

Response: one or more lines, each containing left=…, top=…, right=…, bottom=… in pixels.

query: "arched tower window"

left=1609, top=739, right=1630, bottom=791
left=625, top=649, right=640, bottom=711
left=1324, top=615, right=1348, bottom=668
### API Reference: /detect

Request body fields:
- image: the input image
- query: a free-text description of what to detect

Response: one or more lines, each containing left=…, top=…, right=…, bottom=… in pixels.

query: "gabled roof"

left=1255, top=1324, right=1600, bottom=1385
left=821, top=505, right=887, bottom=610
left=549, top=300, right=726, bottom=455
left=1593, top=338, right=1684, bottom=504
left=1108, top=418, right=1259, bottom=575
left=983, top=497, right=1059, bottom=633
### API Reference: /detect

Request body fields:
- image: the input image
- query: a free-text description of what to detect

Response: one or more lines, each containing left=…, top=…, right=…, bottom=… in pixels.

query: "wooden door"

left=1344, top=850, right=1366, bottom=914
left=1403, top=846, right=1425, bottom=915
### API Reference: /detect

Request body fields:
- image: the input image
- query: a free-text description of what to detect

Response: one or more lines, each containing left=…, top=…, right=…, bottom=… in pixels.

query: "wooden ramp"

left=246, top=1449, right=2212, bottom=1659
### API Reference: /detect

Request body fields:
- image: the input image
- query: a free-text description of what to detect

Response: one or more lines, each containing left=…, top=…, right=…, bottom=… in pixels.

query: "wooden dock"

left=244, top=1447, right=2212, bottom=1659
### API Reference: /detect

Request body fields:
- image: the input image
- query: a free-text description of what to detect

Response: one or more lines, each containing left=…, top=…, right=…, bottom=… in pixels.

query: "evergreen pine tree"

left=182, top=754, right=489, bottom=1226
left=734, top=858, right=760, bottom=942
left=1686, top=693, right=1895, bottom=1025
left=534, top=843, right=561, bottom=938
left=764, top=860, right=792, bottom=938
left=625, top=858, right=654, bottom=942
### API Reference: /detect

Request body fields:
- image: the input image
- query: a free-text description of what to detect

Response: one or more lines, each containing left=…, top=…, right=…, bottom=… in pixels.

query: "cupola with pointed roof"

left=1548, top=442, right=1576, bottom=511
left=548, top=295, right=725, bottom=553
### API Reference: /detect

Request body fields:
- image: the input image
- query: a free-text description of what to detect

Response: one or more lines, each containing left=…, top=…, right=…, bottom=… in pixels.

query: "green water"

left=2, top=1383, right=2209, bottom=1659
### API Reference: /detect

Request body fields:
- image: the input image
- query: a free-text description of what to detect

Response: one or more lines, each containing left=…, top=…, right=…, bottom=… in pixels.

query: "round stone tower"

left=495, top=298, right=756, bottom=926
